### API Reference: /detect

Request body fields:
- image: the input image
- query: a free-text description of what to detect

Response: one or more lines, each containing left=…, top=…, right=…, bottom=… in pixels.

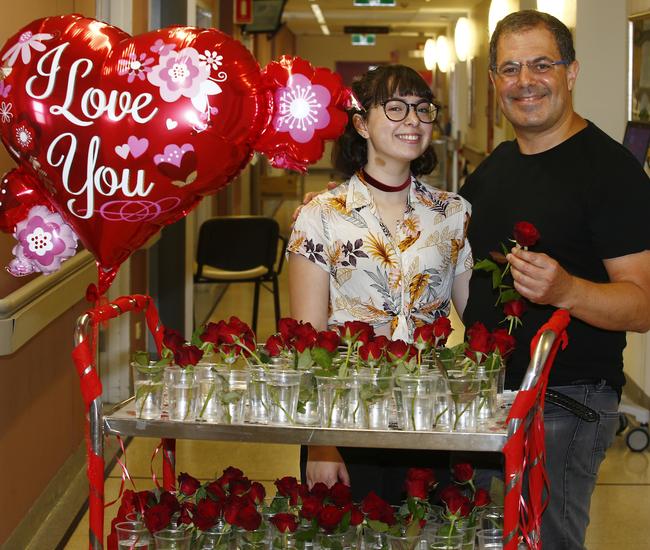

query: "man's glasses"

left=491, top=59, right=569, bottom=79
left=380, top=99, right=439, bottom=123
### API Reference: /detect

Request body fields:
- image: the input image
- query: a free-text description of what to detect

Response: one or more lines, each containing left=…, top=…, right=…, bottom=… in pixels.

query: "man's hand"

left=306, top=445, right=350, bottom=488
left=507, top=247, right=575, bottom=308
left=291, top=181, right=339, bottom=221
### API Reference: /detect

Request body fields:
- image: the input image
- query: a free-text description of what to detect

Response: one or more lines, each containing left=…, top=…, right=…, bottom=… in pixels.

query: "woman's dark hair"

left=333, top=64, right=437, bottom=178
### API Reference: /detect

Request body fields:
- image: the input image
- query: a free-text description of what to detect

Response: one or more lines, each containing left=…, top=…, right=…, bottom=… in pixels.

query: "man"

left=460, top=10, right=650, bottom=549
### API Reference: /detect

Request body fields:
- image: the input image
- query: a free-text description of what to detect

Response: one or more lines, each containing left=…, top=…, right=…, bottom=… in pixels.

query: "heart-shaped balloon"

left=0, top=15, right=351, bottom=294
left=0, top=15, right=269, bottom=292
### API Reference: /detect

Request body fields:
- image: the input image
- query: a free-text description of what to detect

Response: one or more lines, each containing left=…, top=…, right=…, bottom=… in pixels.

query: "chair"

left=194, top=216, right=287, bottom=333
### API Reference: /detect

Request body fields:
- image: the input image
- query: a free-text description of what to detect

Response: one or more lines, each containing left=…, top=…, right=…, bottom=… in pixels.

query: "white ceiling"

left=282, top=0, right=484, bottom=37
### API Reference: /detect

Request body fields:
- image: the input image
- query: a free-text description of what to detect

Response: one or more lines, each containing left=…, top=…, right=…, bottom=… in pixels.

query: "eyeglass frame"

left=490, top=59, right=570, bottom=78
left=378, top=98, right=440, bottom=123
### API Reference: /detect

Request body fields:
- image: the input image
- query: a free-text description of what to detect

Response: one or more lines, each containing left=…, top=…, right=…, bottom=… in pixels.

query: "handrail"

left=0, top=251, right=96, bottom=355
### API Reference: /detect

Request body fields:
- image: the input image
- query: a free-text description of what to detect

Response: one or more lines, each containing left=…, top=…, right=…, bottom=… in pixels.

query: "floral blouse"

left=288, top=173, right=473, bottom=341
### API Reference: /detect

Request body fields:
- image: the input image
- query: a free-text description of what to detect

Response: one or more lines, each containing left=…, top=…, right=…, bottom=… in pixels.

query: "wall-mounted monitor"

left=242, top=0, right=287, bottom=35
left=623, top=121, right=650, bottom=166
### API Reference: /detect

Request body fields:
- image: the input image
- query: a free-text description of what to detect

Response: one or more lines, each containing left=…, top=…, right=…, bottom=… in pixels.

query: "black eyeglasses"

left=380, top=99, right=439, bottom=123
left=491, top=59, right=569, bottom=79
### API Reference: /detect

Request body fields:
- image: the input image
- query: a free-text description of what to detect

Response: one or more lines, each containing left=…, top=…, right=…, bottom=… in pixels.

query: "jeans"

left=540, top=382, right=619, bottom=550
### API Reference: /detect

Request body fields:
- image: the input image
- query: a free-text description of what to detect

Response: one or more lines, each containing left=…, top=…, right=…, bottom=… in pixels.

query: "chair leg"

left=272, top=274, right=280, bottom=331
left=252, top=280, right=261, bottom=334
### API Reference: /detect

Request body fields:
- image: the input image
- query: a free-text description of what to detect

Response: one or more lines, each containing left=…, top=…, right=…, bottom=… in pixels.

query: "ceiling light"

left=537, top=0, right=576, bottom=28
left=488, top=0, right=518, bottom=37
left=311, top=4, right=326, bottom=26
left=424, top=38, right=437, bottom=70
left=436, top=35, right=451, bottom=73
left=454, top=17, right=472, bottom=62
left=320, top=24, right=330, bottom=36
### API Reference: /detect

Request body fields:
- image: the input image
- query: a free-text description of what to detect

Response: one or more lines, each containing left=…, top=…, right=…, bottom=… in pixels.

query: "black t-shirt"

left=460, top=121, right=650, bottom=391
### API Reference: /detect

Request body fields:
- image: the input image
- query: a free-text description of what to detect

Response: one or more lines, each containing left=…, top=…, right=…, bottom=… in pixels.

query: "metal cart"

left=73, top=295, right=567, bottom=549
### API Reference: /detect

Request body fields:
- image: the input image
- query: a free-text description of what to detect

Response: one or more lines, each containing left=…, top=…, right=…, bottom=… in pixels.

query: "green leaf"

left=220, top=391, right=244, bottom=405
left=491, top=269, right=502, bottom=289
left=133, top=350, right=150, bottom=366
left=311, top=347, right=333, bottom=370
left=297, top=349, right=313, bottom=370
left=366, top=519, right=389, bottom=533
left=473, top=258, right=499, bottom=272
left=499, top=289, right=520, bottom=304
left=489, top=476, right=505, bottom=506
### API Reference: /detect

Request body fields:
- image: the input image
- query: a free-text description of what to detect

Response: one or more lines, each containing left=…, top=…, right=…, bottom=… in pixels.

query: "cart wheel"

left=626, top=427, right=650, bottom=452
left=617, top=413, right=629, bottom=435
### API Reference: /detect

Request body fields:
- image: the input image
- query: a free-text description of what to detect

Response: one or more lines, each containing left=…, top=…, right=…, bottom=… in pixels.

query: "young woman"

left=288, top=65, right=472, bottom=501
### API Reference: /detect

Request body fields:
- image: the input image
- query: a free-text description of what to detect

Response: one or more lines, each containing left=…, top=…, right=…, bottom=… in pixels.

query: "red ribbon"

left=71, top=294, right=165, bottom=549
left=503, top=309, right=570, bottom=550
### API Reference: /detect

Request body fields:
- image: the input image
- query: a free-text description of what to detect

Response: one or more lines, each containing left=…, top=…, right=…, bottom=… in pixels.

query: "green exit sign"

left=353, top=0, right=396, bottom=6
left=352, top=33, right=377, bottom=46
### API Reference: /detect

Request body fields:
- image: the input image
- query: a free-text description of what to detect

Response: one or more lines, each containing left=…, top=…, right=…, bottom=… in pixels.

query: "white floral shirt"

left=288, top=173, right=473, bottom=341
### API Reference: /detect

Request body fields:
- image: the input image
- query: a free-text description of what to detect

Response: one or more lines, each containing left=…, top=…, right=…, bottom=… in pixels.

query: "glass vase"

left=196, top=522, right=234, bottom=549
left=131, top=362, right=164, bottom=420
left=385, top=533, right=420, bottom=550
left=445, top=372, right=480, bottom=432
left=195, top=364, right=221, bottom=423
left=476, top=529, right=503, bottom=550
left=475, top=367, right=497, bottom=422
left=315, top=528, right=358, bottom=549
left=295, top=368, right=320, bottom=426
left=152, top=526, right=193, bottom=549
left=214, top=368, right=249, bottom=424
left=316, top=375, right=354, bottom=428
left=393, top=374, right=437, bottom=431
left=351, top=369, right=394, bottom=430
left=165, top=366, right=198, bottom=422
left=115, top=520, right=152, bottom=549
left=267, top=369, right=302, bottom=425
left=248, top=365, right=269, bottom=425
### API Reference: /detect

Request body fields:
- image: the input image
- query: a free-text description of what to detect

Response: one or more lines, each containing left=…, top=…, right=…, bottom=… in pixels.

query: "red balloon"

left=0, top=167, right=50, bottom=233
left=0, top=15, right=268, bottom=293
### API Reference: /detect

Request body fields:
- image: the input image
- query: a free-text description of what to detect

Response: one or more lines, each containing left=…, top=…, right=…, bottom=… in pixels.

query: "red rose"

left=317, top=505, right=345, bottom=532
left=404, top=478, right=429, bottom=500
left=453, top=463, right=474, bottom=483
left=223, top=495, right=246, bottom=525
left=444, top=493, right=468, bottom=516
left=143, top=503, right=172, bottom=533
left=174, top=344, right=203, bottom=367
left=310, top=482, right=330, bottom=501
left=503, top=298, right=526, bottom=319
left=342, top=503, right=364, bottom=526
left=358, top=339, right=384, bottom=363
left=271, top=512, right=299, bottom=533
left=163, top=327, right=185, bottom=353
left=432, top=316, right=453, bottom=345
left=460, top=499, right=473, bottom=517
left=329, top=482, right=352, bottom=505
left=234, top=503, right=262, bottom=531
left=439, top=485, right=463, bottom=504
left=274, top=476, right=299, bottom=498
left=413, top=324, right=434, bottom=349
left=387, top=339, right=410, bottom=359
left=179, top=501, right=195, bottom=525
left=178, top=472, right=201, bottom=496
left=158, top=491, right=180, bottom=514
left=200, top=322, right=220, bottom=345
left=338, top=321, right=374, bottom=345
left=279, top=318, right=299, bottom=341
left=249, top=481, right=266, bottom=505
left=230, top=477, right=252, bottom=496
left=316, top=330, right=341, bottom=353
left=206, top=481, right=226, bottom=501
left=265, top=334, right=285, bottom=356
left=361, top=492, right=397, bottom=526
left=218, top=466, right=244, bottom=489
left=134, top=490, right=155, bottom=513
left=299, top=495, right=323, bottom=520
left=293, top=322, right=318, bottom=352
left=406, top=467, right=436, bottom=488
left=466, top=322, right=491, bottom=362
left=194, top=498, right=222, bottom=531
left=474, top=488, right=491, bottom=508
left=490, top=329, right=516, bottom=357
left=513, top=221, right=540, bottom=247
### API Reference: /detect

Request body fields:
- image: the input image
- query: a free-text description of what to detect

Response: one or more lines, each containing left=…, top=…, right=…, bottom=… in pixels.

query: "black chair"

left=194, top=216, right=287, bottom=333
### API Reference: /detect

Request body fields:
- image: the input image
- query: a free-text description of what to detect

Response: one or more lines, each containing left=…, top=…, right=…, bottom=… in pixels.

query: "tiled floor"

left=64, top=176, right=650, bottom=549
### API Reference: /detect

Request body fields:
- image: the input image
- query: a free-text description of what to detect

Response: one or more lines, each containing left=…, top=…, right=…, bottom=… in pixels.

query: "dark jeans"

left=540, top=382, right=619, bottom=550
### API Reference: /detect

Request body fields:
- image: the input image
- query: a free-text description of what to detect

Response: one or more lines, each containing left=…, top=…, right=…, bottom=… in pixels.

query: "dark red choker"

left=360, top=169, right=411, bottom=192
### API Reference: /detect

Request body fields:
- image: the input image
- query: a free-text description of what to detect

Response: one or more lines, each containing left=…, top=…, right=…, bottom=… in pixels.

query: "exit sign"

left=353, top=0, right=396, bottom=6
left=352, top=34, right=377, bottom=46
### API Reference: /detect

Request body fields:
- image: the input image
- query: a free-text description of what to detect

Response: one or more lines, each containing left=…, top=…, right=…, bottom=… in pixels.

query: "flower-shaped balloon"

left=8, top=204, right=78, bottom=276
left=255, top=56, right=350, bottom=172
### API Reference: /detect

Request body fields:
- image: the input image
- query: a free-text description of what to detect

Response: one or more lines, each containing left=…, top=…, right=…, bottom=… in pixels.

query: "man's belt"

left=544, top=388, right=600, bottom=422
